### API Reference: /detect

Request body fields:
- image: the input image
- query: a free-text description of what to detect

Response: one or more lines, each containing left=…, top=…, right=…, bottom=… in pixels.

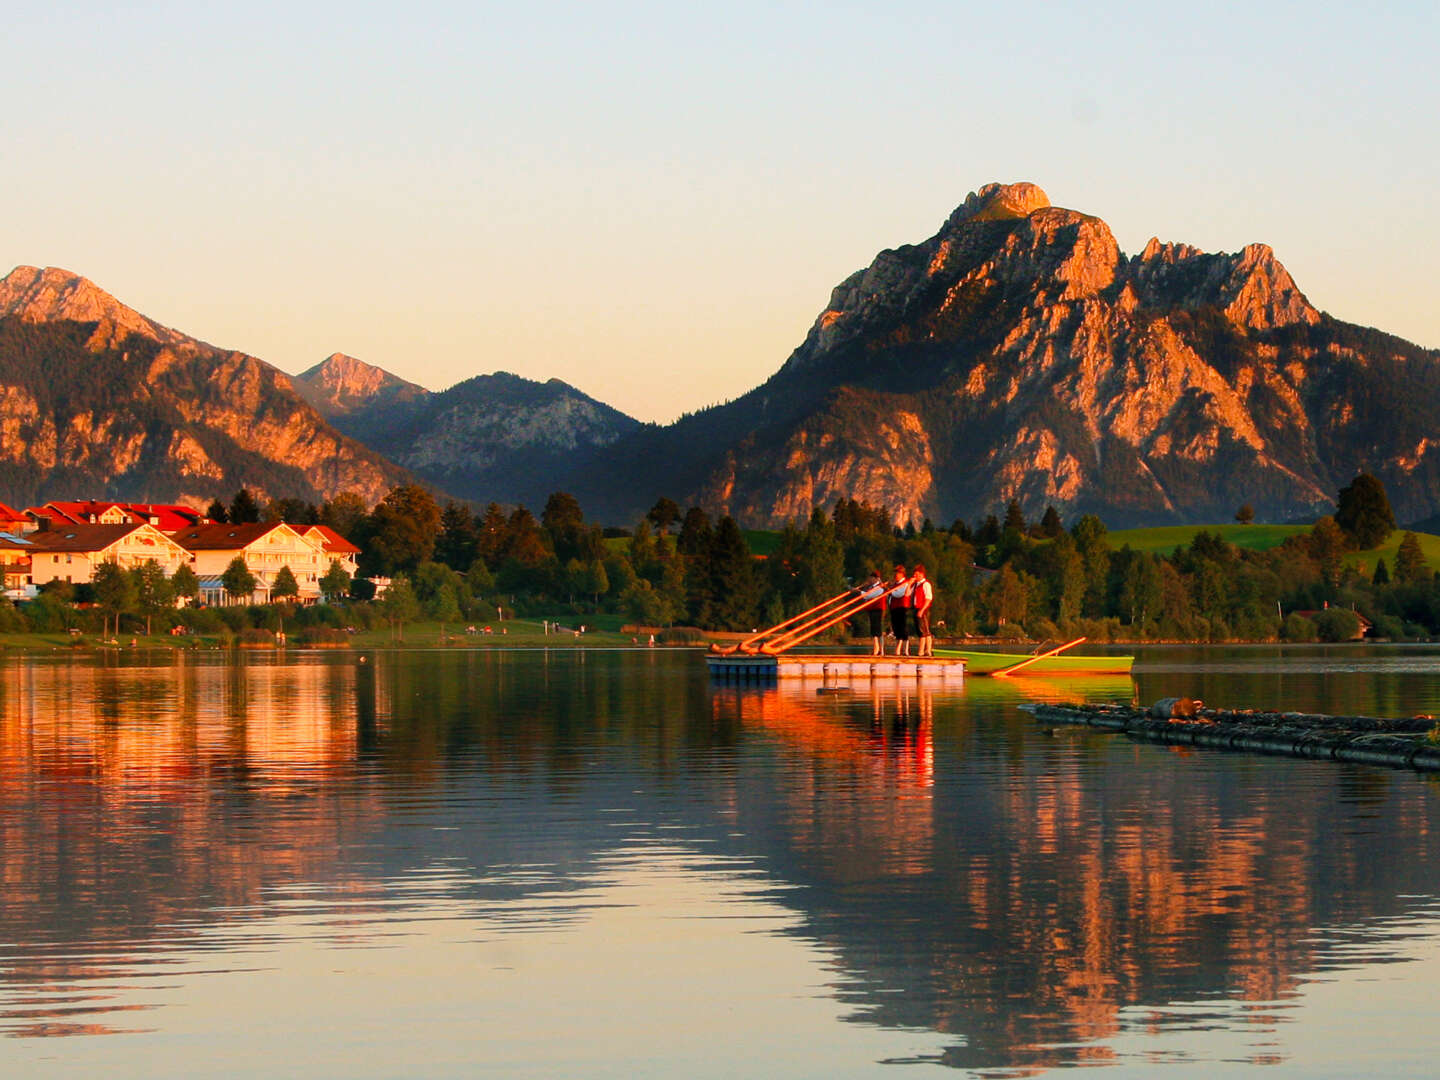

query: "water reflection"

left=2, top=650, right=1440, bottom=1076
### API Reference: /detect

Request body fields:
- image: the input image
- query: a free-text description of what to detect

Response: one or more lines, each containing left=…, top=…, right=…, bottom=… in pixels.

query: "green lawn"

left=1107, top=523, right=1440, bottom=572
left=1107, top=524, right=1308, bottom=555
left=743, top=529, right=781, bottom=556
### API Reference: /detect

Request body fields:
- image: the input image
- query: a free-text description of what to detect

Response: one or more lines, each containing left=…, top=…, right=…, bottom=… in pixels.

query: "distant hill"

left=0, top=266, right=412, bottom=507
left=293, top=363, right=641, bottom=508
left=291, top=352, right=429, bottom=419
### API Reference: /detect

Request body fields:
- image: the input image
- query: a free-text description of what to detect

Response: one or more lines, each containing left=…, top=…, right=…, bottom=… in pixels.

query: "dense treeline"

left=3, top=473, right=1436, bottom=644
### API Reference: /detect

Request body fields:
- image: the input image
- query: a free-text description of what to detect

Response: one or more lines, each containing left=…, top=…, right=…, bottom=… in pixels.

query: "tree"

left=1308, top=516, right=1346, bottom=589
left=132, top=559, right=174, bottom=635
left=271, top=564, right=300, bottom=603
left=435, top=502, right=477, bottom=570
left=647, top=497, right=681, bottom=535
left=266, top=497, right=317, bottom=525
left=378, top=574, right=420, bottom=642
left=677, top=507, right=713, bottom=557
left=1314, top=607, right=1361, bottom=642
left=1334, top=473, right=1395, bottom=550
left=205, top=498, right=229, bottom=524
left=366, top=485, right=442, bottom=574
left=172, top=562, right=200, bottom=603
left=1003, top=500, right=1026, bottom=535
left=579, top=559, right=609, bottom=605
left=1372, top=558, right=1391, bottom=585
left=222, top=556, right=257, bottom=604
left=1038, top=506, right=1064, bottom=538
left=229, top=488, right=262, bottom=524
left=542, top=492, right=587, bottom=562
left=92, top=560, right=136, bottom=638
left=319, top=492, right=368, bottom=540
left=1235, top=503, right=1255, bottom=525
left=429, top=584, right=461, bottom=624
left=622, top=580, right=680, bottom=626
left=707, top=517, right=761, bottom=630
left=320, top=559, right=352, bottom=603
left=1395, top=531, right=1427, bottom=583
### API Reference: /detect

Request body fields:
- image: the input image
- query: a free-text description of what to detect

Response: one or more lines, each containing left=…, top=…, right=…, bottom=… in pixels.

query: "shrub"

left=1281, top=613, right=1319, bottom=642
left=294, top=627, right=351, bottom=646
left=657, top=626, right=705, bottom=645
left=0, top=600, right=27, bottom=633
left=1313, top=608, right=1361, bottom=642
left=237, top=627, right=276, bottom=645
left=1371, top=614, right=1406, bottom=641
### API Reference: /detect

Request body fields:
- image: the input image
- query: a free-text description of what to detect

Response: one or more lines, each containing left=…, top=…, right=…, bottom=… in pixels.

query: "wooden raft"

left=707, top=653, right=966, bottom=682
left=1021, top=702, right=1440, bottom=773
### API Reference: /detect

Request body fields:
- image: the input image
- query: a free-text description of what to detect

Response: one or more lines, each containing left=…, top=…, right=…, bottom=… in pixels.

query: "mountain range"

left=2, top=181, right=1438, bottom=526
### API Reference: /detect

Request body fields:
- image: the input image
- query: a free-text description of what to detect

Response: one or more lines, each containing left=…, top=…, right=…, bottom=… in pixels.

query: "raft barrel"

left=1020, top=703, right=1440, bottom=774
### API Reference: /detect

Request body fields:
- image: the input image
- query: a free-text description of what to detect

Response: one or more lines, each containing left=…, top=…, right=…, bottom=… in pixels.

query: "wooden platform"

left=707, top=653, right=965, bottom=682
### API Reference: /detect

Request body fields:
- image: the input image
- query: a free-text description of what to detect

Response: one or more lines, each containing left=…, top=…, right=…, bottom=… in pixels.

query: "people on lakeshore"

left=911, top=563, right=934, bottom=657
left=855, top=569, right=886, bottom=655
left=886, top=564, right=913, bottom=655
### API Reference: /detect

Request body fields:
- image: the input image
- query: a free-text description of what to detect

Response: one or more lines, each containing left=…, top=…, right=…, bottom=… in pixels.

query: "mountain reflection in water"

left=3, top=648, right=1440, bottom=1076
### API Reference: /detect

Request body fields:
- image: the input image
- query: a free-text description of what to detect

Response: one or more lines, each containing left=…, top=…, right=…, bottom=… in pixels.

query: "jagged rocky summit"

left=565, top=182, right=1440, bottom=528
left=0, top=266, right=411, bottom=508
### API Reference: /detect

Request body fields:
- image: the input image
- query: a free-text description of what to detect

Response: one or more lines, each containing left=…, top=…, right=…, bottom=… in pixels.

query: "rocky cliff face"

left=570, top=182, right=1440, bottom=527
left=0, top=267, right=412, bottom=508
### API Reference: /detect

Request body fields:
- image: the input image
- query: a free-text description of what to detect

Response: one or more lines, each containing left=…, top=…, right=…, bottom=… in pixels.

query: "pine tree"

left=229, top=488, right=261, bottom=524
left=1395, top=531, right=1427, bottom=583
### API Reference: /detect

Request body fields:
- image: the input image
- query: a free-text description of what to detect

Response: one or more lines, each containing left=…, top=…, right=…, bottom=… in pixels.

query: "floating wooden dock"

left=707, top=653, right=965, bottom=682
left=1021, top=702, right=1440, bottom=774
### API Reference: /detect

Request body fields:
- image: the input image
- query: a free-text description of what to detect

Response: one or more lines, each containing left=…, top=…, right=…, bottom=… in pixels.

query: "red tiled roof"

left=120, top=503, right=206, bottom=530
left=21, top=501, right=205, bottom=530
left=23, top=524, right=145, bottom=553
left=0, top=501, right=28, bottom=525
left=305, top=524, right=360, bottom=554
left=172, top=522, right=291, bottom=551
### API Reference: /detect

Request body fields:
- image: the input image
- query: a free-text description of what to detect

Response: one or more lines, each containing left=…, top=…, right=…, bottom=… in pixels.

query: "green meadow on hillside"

left=1107, top=524, right=1440, bottom=573
left=1107, top=524, right=1308, bottom=554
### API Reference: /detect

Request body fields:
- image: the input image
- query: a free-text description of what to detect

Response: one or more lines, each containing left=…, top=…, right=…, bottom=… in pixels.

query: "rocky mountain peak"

left=0, top=265, right=180, bottom=349
left=1131, top=237, right=1318, bottom=329
left=945, top=182, right=1051, bottom=228
left=292, top=352, right=428, bottom=418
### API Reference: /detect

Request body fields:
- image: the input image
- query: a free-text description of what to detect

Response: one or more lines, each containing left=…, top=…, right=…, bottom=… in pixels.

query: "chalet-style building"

left=172, top=522, right=325, bottom=605
left=302, top=525, right=361, bottom=578
left=24, top=523, right=192, bottom=588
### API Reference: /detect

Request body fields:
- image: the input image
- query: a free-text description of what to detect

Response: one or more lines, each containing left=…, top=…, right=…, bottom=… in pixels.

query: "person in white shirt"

left=886, top=565, right=914, bottom=656
left=911, top=563, right=935, bottom=657
left=855, top=569, right=886, bottom=655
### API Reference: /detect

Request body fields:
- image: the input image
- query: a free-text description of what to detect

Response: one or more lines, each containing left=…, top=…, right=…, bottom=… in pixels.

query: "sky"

left=3, top=1, right=1436, bottom=423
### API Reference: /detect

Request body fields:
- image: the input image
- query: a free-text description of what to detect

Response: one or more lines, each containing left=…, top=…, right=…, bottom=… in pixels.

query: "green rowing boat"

left=933, top=648, right=1134, bottom=677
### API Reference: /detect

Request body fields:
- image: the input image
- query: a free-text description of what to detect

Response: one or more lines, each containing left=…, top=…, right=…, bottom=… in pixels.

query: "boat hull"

left=933, top=649, right=1133, bottom=676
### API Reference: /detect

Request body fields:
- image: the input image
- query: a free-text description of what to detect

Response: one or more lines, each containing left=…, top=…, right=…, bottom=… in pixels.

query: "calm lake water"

left=5, top=644, right=1440, bottom=1077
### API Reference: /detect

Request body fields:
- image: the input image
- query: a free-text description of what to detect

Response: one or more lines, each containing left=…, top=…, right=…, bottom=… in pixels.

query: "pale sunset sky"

left=3, top=1, right=1435, bottom=422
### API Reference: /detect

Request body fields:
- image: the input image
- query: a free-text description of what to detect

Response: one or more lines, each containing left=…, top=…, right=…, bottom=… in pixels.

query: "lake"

left=4, top=644, right=1440, bottom=1077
